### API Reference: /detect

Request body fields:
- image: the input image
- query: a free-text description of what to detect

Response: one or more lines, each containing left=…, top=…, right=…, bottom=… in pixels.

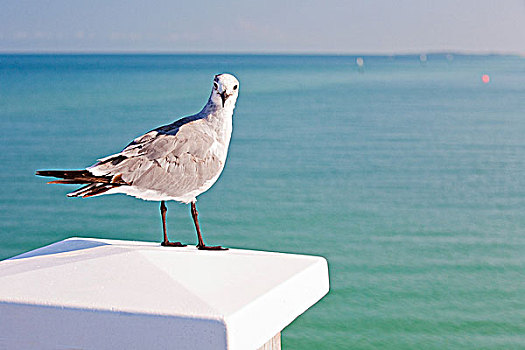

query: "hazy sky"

left=1, top=0, right=524, bottom=54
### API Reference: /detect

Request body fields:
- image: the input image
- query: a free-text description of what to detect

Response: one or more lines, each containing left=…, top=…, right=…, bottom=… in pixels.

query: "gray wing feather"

left=89, top=117, right=223, bottom=198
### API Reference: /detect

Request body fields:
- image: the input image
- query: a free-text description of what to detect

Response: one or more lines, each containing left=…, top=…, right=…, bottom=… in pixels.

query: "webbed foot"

left=196, top=244, right=228, bottom=251
left=161, top=241, right=187, bottom=247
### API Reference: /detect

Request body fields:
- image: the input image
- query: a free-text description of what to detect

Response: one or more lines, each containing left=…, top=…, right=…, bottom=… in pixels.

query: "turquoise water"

left=1, top=54, right=524, bottom=349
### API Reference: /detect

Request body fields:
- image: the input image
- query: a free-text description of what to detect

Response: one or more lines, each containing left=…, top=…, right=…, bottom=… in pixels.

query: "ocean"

left=1, top=54, right=524, bottom=349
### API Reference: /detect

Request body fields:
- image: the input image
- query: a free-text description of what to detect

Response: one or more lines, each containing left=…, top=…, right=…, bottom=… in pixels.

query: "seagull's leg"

left=191, top=201, right=227, bottom=251
left=160, top=201, right=186, bottom=247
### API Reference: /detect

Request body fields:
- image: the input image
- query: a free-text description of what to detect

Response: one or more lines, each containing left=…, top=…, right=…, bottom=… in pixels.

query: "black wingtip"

left=35, top=169, right=90, bottom=178
left=36, top=170, right=57, bottom=177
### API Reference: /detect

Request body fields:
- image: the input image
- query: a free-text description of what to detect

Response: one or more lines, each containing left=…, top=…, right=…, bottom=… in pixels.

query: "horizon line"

left=0, top=49, right=524, bottom=58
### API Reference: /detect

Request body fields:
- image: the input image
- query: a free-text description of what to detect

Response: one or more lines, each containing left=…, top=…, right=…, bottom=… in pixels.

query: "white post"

left=258, top=333, right=281, bottom=350
left=0, top=237, right=329, bottom=350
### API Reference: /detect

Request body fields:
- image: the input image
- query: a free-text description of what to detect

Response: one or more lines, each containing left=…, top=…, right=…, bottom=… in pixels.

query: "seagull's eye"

left=214, top=82, right=218, bottom=90
left=233, top=85, right=238, bottom=91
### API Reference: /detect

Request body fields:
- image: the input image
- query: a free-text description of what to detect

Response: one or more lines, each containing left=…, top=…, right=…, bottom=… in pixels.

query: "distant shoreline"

left=0, top=51, right=523, bottom=58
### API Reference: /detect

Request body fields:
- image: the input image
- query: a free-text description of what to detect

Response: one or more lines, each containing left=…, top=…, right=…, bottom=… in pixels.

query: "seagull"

left=36, top=73, right=240, bottom=250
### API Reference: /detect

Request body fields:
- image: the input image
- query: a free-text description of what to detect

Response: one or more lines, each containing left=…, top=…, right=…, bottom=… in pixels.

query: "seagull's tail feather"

left=35, top=169, right=127, bottom=198
left=36, top=169, right=90, bottom=179
left=66, top=183, right=117, bottom=198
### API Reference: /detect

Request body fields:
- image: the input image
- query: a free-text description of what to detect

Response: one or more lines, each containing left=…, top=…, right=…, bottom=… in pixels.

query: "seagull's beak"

left=220, top=91, right=229, bottom=107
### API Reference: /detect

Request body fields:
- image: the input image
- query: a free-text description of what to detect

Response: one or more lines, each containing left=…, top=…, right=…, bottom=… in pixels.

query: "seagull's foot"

left=197, top=244, right=228, bottom=251
left=161, top=241, right=187, bottom=247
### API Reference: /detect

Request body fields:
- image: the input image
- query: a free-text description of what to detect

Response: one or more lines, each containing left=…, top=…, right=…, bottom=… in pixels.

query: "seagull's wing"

left=95, top=116, right=198, bottom=161
left=88, top=117, right=223, bottom=196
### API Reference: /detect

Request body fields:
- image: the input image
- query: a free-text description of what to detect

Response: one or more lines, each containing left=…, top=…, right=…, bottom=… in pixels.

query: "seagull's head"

left=211, top=73, right=239, bottom=109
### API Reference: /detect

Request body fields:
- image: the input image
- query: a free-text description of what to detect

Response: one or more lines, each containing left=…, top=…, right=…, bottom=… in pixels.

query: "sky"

left=1, top=0, right=524, bottom=55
